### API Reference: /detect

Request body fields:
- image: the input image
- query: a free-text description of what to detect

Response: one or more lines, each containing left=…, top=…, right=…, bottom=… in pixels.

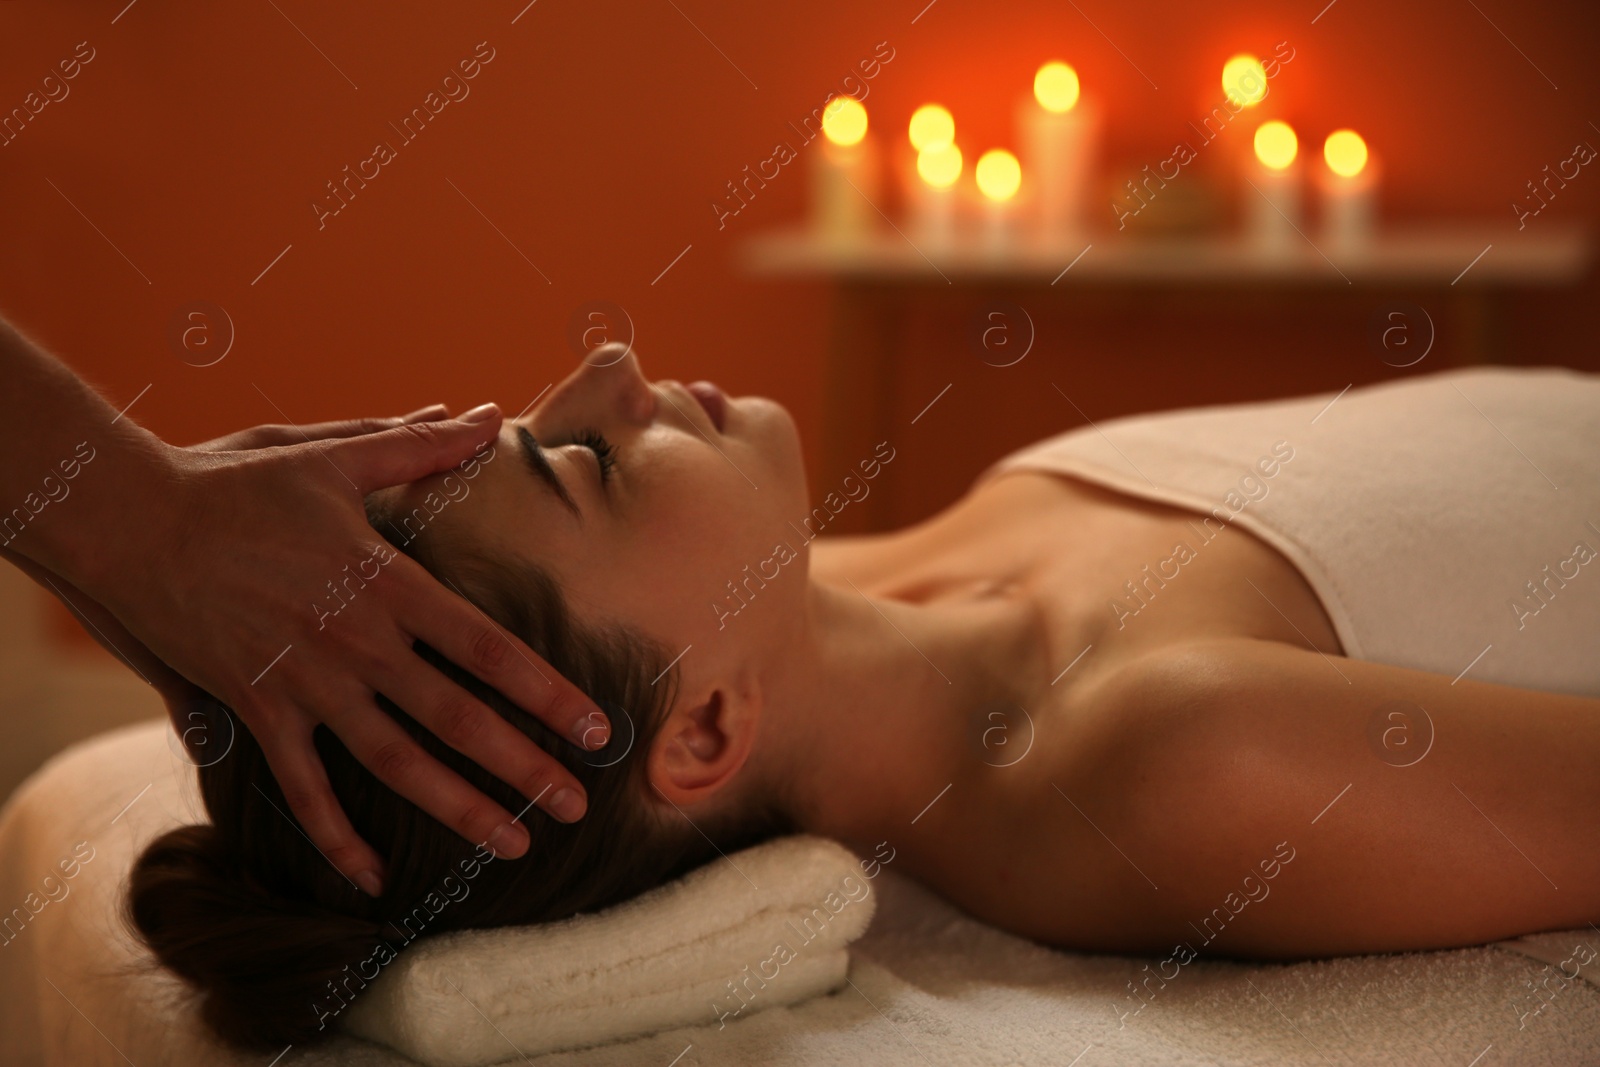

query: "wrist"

left=37, top=428, right=192, bottom=597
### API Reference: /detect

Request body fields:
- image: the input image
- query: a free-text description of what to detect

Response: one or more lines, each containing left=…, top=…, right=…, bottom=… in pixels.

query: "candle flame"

left=1253, top=121, right=1298, bottom=170
left=909, top=104, right=955, bottom=151
left=917, top=143, right=963, bottom=188
left=1324, top=129, right=1368, bottom=178
left=976, top=149, right=1021, bottom=201
left=1222, top=54, right=1268, bottom=108
left=1033, top=62, right=1080, bottom=113
left=821, top=96, right=868, bottom=147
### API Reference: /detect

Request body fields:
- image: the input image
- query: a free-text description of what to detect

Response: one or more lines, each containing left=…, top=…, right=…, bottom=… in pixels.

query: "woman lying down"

left=127, top=347, right=1600, bottom=1048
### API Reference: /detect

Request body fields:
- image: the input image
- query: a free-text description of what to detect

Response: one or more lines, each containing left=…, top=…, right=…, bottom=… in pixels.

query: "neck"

left=747, top=578, right=1047, bottom=851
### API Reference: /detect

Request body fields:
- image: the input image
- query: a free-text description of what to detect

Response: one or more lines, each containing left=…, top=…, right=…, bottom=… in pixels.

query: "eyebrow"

left=514, top=426, right=580, bottom=519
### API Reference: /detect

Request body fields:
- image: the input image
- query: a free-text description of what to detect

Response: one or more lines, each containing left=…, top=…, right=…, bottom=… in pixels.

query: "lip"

left=684, top=381, right=727, bottom=433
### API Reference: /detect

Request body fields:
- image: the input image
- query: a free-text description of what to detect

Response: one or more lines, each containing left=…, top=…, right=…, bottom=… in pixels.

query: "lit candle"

left=1018, top=61, right=1098, bottom=242
left=1248, top=120, right=1300, bottom=253
left=1318, top=129, right=1376, bottom=252
left=907, top=104, right=959, bottom=247
left=913, top=143, right=963, bottom=248
left=811, top=95, right=878, bottom=243
left=1221, top=53, right=1268, bottom=110
left=908, top=103, right=954, bottom=154
left=975, top=148, right=1022, bottom=249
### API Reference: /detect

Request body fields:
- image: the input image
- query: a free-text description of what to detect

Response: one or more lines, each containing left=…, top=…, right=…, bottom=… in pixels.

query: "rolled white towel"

left=341, top=834, right=880, bottom=1065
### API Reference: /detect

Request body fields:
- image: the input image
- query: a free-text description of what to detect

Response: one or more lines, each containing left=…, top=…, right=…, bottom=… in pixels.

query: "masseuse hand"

left=0, top=315, right=610, bottom=900
left=0, top=409, right=464, bottom=716
left=3, top=409, right=480, bottom=750
left=131, top=407, right=610, bottom=895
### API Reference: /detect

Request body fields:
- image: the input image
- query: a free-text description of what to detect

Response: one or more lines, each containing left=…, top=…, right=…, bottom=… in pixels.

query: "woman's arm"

left=0, top=315, right=606, bottom=895
left=1061, top=637, right=1600, bottom=958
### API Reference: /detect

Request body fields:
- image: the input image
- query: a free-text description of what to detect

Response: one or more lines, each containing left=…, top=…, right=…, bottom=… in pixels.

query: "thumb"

left=331, top=403, right=503, bottom=492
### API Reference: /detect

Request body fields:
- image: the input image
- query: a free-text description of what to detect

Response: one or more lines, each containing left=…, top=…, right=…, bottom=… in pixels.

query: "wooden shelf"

left=741, top=225, right=1591, bottom=287
left=746, top=221, right=1591, bottom=531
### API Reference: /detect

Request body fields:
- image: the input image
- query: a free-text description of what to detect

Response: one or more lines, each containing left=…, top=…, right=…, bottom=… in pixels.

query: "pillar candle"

left=1318, top=129, right=1376, bottom=253
left=1247, top=120, right=1301, bottom=253
left=976, top=148, right=1022, bottom=252
left=811, top=96, right=878, bottom=243
left=910, top=142, right=963, bottom=249
left=1019, top=62, right=1098, bottom=242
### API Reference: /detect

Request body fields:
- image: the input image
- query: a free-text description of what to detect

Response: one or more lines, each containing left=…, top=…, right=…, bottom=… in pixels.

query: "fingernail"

left=460, top=402, right=500, bottom=423
left=573, top=715, right=610, bottom=749
left=402, top=404, right=449, bottom=423
left=487, top=821, right=529, bottom=858
left=355, top=870, right=383, bottom=898
left=548, top=788, right=586, bottom=822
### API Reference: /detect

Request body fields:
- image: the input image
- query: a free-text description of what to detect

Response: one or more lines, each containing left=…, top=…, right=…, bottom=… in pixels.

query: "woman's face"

left=381, top=346, right=812, bottom=667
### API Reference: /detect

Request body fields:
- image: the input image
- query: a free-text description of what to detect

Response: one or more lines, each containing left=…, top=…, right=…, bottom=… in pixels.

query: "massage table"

left=2, top=719, right=1597, bottom=1066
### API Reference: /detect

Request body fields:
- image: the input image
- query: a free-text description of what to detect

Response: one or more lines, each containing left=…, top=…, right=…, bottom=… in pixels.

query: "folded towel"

left=340, top=833, right=879, bottom=1066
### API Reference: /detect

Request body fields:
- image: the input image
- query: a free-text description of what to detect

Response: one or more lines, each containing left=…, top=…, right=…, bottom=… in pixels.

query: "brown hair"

left=125, top=499, right=791, bottom=1049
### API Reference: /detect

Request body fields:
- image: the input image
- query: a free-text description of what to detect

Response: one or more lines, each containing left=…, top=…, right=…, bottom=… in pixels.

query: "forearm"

left=0, top=315, right=180, bottom=589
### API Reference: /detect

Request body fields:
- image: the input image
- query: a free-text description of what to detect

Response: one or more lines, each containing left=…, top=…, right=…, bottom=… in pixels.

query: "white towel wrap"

left=981, top=365, right=1600, bottom=696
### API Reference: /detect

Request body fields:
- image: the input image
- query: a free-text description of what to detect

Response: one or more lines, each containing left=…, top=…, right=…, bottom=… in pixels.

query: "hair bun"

left=126, top=824, right=385, bottom=1048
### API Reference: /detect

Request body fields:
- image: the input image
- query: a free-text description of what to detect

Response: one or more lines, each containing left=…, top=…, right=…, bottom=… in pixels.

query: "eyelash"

left=574, top=430, right=618, bottom=484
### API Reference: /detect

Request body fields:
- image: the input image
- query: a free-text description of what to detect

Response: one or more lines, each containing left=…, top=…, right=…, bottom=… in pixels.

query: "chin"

left=737, top=396, right=806, bottom=488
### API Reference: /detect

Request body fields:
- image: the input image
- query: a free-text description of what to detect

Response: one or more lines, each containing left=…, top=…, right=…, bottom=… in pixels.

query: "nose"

left=547, top=343, right=656, bottom=427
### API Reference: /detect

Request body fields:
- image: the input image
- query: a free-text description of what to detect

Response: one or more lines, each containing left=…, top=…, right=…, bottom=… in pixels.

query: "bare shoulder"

left=1047, top=637, right=1600, bottom=957
left=1087, top=634, right=1600, bottom=750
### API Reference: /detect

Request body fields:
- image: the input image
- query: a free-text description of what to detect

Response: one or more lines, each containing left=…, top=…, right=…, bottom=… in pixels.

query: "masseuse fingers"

left=275, top=407, right=455, bottom=443
left=189, top=406, right=449, bottom=453
left=381, top=650, right=592, bottom=829
left=254, top=722, right=389, bottom=897
left=329, top=684, right=555, bottom=861
left=403, top=580, right=612, bottom=761
left=378, top=547, right=609, bottom=762
left=296, top=405, right=454, bottom=439
left=335, top=406, right=505, bottom=494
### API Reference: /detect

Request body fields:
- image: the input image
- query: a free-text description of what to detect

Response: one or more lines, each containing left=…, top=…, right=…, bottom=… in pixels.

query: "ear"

left=647, top=681, right=762, bottom=808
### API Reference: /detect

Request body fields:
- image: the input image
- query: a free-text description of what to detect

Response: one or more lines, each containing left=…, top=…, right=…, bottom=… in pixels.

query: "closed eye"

left=573, top=430, right=618, bottom=485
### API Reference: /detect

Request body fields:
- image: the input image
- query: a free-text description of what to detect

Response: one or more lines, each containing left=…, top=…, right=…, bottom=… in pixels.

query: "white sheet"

left=3, top=720, right=1598, bottom=1067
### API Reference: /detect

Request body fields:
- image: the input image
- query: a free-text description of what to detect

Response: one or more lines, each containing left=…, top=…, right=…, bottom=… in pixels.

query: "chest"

left=814, top=472, right=1353, bottom=945
left=819, top=471, right=1344, bottom=677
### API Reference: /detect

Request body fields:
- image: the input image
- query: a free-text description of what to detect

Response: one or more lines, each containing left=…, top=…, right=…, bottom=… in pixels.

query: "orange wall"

left=3, top=0, right=1596, bottom=580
